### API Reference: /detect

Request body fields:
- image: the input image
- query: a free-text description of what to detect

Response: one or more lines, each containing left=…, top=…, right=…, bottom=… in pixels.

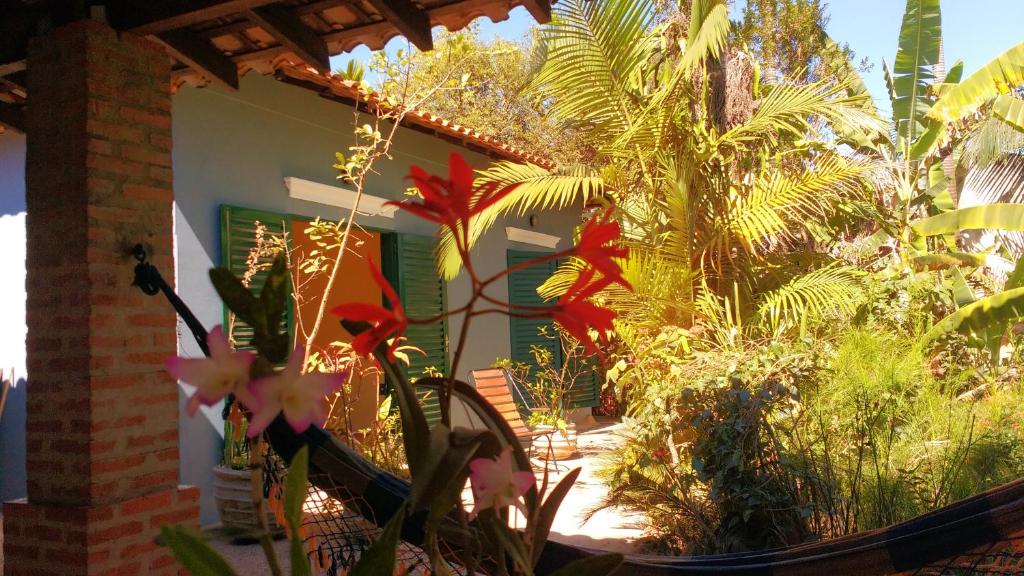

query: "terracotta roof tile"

left=268, top=62, right=556, bottom=169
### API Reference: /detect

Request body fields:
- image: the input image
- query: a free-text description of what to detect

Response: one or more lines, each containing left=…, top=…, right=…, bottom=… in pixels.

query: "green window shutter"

left=506, top=250, right=561, bottom=411
left=506, top=250, right=600, bottom=410
left=382, top=233, right=448, bottom=425
left=219, top=205, right=294, bottom=352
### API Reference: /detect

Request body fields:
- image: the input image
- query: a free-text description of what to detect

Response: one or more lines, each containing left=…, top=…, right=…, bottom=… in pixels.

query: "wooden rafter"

left=0, top=100, right=25, bottom=133
left=246, top=3, right=330, bottom=73
left=155, top=29, right=240, bottom=91
left=106, top=0, right=280, bottom=35
left=365, top=0, right=433, bottom=51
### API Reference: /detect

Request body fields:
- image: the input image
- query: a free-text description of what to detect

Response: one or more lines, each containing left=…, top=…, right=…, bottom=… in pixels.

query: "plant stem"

left=250, top=443, right=283, bottom=576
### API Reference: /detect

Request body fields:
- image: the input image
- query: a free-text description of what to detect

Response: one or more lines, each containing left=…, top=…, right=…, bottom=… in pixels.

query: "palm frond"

left=537, top=245, right=693, bottom=327
left=435, top=162, right=604, bottom=279
left=530, top=0, right=658, bottom=136
left=756, top=262, right=866, bottom=333
left=705, top=155, right=871, bottom=257
left=717, top=80, right=882, bottom=150
left=958, top=115, right=1024, bottom=169
left=680, top=0, right=730, bottom=72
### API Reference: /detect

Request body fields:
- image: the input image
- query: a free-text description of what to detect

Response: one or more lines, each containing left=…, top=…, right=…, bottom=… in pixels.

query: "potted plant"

left=211, top=398, right=284, bottom=538
left=496, top=326, right=595, bottom=460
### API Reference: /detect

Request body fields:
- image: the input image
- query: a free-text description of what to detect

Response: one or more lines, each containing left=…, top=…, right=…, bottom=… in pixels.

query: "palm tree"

left=439, top=0, right=881, bottom=334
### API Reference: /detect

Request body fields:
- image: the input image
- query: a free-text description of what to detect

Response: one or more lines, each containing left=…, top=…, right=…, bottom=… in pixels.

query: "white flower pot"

left=533, top=423, right=578, bottom=460
left=212, top=465, right=285, bottom=537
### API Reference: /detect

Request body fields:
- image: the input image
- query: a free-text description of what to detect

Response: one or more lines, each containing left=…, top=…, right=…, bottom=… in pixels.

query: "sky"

left=329, top=0, right=1024, bottom=116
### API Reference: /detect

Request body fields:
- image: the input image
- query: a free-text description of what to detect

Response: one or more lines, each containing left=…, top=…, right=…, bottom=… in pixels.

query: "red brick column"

left=2, top=20, right=198, bottom=576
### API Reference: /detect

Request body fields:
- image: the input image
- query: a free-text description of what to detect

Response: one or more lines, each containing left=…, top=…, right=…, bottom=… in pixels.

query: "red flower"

left=389, top=152, right=518, bottom=231
left=575, top=209, right=630, bottom=289
left=331, top=259, right=407, bottom=360
left=551, top=268, right=616, bottom=357
left=652, top=449, right=669, bottom=459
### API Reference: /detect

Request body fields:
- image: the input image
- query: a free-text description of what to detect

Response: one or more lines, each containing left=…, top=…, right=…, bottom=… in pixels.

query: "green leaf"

left=949, top=266, right=976, bottom=308
left=260, top=253, right=289, bottom=339
left=1007, top=256, right=1024, bottom=291
left=480, top=510, right=533, bottom=576
left=210, top=267, right=265, bottom=334
left=530, top=467, right=580, bottom=564
left=930, top=41, right=1024, bottom=123
left=910, top=252, right=987, bottom=271
left=285, top=446, right=312, bottom=576
left=544, top=553, right=625, bottom=576
left=348, top=504, right=407, bottom=576
left=892, top=0, right=942, bottom=144
left=909, top=119, right=942, bottom=159
left=912, top=203, right=1024, bottom=236
left=343, top=318, right=430, bottom=476
left=922, top=286, right=1024, bottom=344
left=993, top=94, right=1024, bottom=133
left=943, top=59, right=964, bottom=84
left=159, top=525, right=239, bottom=576
left=681, top=0, right=729, bottom=71
left=408, top=424, right=453, bottom=508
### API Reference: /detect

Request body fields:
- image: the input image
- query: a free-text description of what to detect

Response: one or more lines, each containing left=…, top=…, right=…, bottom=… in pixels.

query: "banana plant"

left=915, top=209, right=1024, bottom=367
left=860, top=0, right=1024, bottom=273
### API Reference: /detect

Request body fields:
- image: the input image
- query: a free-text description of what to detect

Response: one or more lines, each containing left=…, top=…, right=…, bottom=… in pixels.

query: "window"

left=220, top=204, right=448, bottom=425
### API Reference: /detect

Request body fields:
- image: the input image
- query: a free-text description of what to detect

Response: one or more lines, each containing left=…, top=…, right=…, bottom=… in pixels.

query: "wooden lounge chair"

left=469, top=368, right=551, bottom=457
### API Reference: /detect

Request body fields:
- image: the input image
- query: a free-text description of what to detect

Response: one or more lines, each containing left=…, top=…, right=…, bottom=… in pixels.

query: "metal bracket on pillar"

left=131, top=244, right=211, bottom=356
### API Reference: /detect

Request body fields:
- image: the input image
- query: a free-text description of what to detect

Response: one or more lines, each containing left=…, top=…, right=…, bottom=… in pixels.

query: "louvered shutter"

left=382, top=233, right=448, bottom=425
left=506, top=250, right=561, bottom=411
left=219, top=205, right=294, bottom=352
left=506, top=250, right=600, bottom=410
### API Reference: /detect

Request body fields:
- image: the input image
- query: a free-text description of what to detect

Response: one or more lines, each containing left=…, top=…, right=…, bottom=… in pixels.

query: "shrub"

left=597, top=327, right=1024, bottom=553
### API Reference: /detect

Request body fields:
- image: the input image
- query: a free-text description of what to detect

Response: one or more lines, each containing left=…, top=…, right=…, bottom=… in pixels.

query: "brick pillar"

left=2, top=20, right=198, bottom=575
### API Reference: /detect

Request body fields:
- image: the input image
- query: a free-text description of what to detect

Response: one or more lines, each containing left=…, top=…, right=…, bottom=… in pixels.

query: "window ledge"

left=505, top=226, right=561, bottom=249
left=284, top=176, right=398, bottom=218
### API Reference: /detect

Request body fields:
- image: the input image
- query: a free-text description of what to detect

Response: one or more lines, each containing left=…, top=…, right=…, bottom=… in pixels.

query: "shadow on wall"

left=0, top=130, right=26, bottom=217
left=0, top=376, right=26, bottom=502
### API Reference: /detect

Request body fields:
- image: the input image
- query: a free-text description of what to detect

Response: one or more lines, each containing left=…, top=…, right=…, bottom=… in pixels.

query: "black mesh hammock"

left=134, top=250, right=1024, bottom=576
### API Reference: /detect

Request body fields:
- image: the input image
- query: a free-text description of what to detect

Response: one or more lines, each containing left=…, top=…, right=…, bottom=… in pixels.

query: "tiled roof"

left=263, top=62, right=556, bottom=169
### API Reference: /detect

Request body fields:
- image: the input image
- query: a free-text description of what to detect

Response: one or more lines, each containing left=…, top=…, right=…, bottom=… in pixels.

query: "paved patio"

left=213, top=419, right=643, bottom=572
left=0, top=421, right=641, bottom=575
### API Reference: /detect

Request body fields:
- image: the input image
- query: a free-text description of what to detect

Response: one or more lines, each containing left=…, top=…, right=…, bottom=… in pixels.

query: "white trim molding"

left=284, top=176, right=398, bottom=218
left=505, top=226, right=561, bottom=249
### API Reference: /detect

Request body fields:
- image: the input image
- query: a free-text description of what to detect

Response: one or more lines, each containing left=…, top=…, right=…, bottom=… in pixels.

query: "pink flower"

left=165, top=325, right=256, bottom=416
left=246, top=347, right=347, bottom=437
left=468, top=446, right=534, bottom=517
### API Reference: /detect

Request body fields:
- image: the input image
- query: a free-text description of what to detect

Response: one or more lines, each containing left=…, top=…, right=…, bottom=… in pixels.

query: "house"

left=0, top=62, right=597, bottom=524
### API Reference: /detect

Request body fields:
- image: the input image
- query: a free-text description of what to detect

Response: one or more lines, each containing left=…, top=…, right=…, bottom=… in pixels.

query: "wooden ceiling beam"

left=364, top=0, right=433, bottom=51
left=518, top=0, right=552, bottom=24
left=0, top=100, right=25, bottom=133
left=155, top=29, right=240, bottom=91
left=246, top=3, right=330, bottom=73
left=106, top=0, right=280, bottom=35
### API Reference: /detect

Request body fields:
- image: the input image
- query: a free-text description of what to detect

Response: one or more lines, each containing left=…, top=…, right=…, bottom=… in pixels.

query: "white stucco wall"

left=0, top=129, right=27, bottom=502
left=173, top=74, right=579, bottom=523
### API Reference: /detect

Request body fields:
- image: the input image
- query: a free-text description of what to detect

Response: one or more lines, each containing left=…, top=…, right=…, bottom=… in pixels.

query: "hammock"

left=134, top=252, right=1024, bottom=576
